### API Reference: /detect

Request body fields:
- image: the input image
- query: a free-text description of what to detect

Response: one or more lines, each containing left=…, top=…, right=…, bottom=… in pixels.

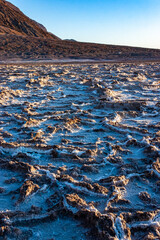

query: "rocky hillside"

left=0, top=0, right=160, bottom=61
left=1, top=34, right=160, bottom=61
left=0, top=0, right=59, bottom=40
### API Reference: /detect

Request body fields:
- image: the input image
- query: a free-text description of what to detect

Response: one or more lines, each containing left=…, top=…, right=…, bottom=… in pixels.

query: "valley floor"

left=0, top=62, right=160, bottom=239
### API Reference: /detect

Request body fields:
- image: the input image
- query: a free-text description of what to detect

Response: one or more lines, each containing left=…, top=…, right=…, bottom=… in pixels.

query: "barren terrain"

left=0, top=62, right=160, bottom=239
left=0, top=0, right=160, bottom=62
left=1, top=34, right=160, bottom=61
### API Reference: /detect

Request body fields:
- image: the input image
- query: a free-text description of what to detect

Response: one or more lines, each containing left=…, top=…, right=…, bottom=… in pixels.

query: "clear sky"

left=9, top=0, right=160, bottom=49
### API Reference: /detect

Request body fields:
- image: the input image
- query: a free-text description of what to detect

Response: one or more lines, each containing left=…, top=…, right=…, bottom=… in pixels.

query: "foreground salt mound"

left=0, top=63, right=160, bottom=239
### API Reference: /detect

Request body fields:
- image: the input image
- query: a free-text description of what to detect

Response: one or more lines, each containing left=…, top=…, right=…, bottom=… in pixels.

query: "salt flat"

left=0, top=63, right=160, bottom=239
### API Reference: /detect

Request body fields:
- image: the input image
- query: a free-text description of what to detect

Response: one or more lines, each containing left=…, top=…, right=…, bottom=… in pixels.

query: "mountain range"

left=0, top=0, right=160, bottom=61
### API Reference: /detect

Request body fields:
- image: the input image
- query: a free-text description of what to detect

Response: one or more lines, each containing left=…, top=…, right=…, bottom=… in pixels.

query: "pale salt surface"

left=0, top=62, right=160, bottom=239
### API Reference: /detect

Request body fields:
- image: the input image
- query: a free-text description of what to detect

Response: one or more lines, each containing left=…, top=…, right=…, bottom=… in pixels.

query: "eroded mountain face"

left=0, top=0, right=59, bottom=39
left=0, top=63, right=160, bottom=239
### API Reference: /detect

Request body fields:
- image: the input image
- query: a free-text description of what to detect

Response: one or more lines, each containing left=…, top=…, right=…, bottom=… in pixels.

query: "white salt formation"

left=0, top=63, right=160, bottom=239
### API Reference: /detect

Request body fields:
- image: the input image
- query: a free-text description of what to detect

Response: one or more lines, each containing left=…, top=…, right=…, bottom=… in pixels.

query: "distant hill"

left=64, top=39, right=77, bottom=42
left=0, top=0, right=160, bottom=61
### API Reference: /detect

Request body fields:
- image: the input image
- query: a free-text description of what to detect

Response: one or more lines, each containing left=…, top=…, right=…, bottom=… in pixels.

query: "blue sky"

left=9, top=0, right=160, bottom=49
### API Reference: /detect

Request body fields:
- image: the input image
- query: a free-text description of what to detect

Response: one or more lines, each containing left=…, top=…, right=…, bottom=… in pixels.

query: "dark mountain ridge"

left=0, top=0, right=160, bottom=61
left=0, top=0, right=59, bottom=39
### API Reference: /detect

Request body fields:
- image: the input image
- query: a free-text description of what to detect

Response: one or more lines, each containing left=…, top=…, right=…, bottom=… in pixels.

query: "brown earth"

left=0, top=0, right=160, bottom=61
left=1, top=34, right=160, bottom=61
left=0, top=0, right=59, bottom=39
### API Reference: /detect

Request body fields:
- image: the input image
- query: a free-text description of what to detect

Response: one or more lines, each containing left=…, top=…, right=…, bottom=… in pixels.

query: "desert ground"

left=0, top=62, right=160, bottom=239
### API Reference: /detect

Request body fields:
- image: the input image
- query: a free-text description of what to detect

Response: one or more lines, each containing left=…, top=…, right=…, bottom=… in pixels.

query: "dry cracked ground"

left=0, top=62, right=160, bottom=240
